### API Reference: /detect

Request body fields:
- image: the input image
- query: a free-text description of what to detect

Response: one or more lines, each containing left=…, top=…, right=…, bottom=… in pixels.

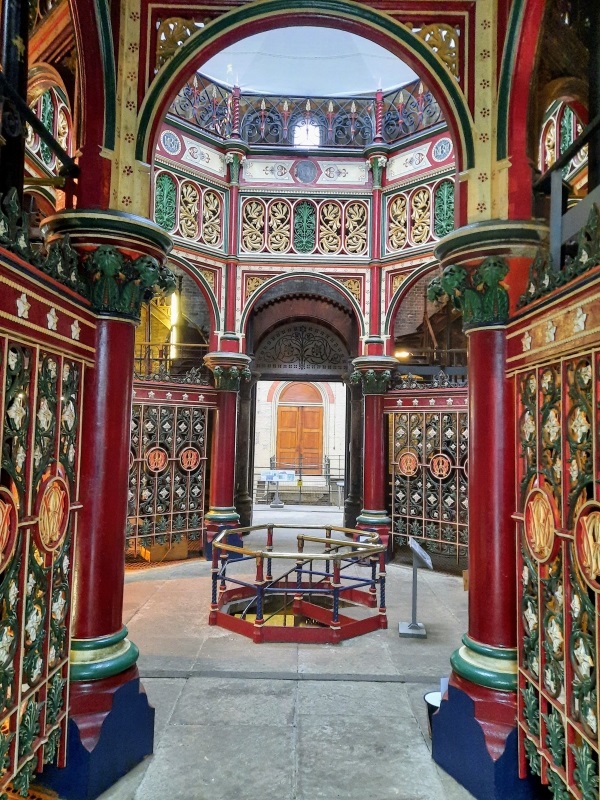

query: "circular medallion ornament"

left=295, top=160, right=318, bottom=184
left=179, top=447, right=201, bottom=471
left=397, top=450, right=419, bottom=477
left=429, top=453, right=452, bottom=480
left=146, top=447, right=169, bottom=473
left=35, top=476, right=69, bottom=553
left=160, top=130, right=181, bottom=155
left=574, top=501, right=600, bottom=590
left=0, top=487, right=18, bottom=572
left=431, top=137, right=453, bottom=162
left=524, top=487, right=557, bottom=563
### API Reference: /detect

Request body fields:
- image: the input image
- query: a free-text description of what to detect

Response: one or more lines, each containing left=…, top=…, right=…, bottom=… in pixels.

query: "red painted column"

left=208, top=390, right=237, bottom=512
left=428, top=225, right=548, bottom=800
left=352, top=356, right=397, bottom=554
left=467, top=327, right=516, bottom=648
left=362, top=393, right=386, bottom=513
left=74, top=319, right=135, bottom=638
left=204, top=352, right=251, bottom=556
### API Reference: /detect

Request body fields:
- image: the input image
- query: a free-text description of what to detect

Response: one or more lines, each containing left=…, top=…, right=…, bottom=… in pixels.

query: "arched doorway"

left=276, top=382, right=324, bottom=475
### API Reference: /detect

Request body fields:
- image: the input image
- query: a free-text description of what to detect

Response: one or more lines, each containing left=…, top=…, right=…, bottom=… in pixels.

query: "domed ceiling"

left=201, top=26, right=419, bottom=97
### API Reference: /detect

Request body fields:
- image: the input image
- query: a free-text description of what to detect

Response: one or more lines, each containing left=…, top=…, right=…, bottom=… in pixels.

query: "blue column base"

left=203, top=528, right=244, bottom=562
left=432, top=684, right=547, bottom=800
left=39, top=675, right=154, bottom=800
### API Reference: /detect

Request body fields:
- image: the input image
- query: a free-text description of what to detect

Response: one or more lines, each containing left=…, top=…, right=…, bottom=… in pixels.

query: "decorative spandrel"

left=255, top=323, right=349, bottom=377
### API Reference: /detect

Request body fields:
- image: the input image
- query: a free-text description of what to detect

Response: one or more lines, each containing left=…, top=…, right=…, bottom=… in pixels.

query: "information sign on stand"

left=260, top=470, right=297, bottom=509
left=399, top=536, right=434, bottom=639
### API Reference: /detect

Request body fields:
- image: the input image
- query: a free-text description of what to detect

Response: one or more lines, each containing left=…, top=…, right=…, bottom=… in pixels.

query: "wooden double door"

left=276, top=383, right=323, bottom=475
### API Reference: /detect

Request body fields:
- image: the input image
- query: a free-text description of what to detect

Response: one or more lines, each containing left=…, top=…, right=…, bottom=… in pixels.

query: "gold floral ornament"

left=241, top=200, right=265, bottom=252
left=36, top=476, right=69, bottom=553
left=268, top=201, right=291, bottom=252
left=524, top=487, right=556, bottom=562
left=319, top=202, right=342, bottom=253
left=575, top=502, right=600, bottom=590
left=246, top=275, right=266, bottom=299
left=544, top=121, right=556, bottom=170
left=179, top=182, right=200, bottom=239
left=156, top=18, right=204, bottom=69
left=345, top=202, right=368, bottom=255
left=388, top=195, right=407, bottom=250
left=202, top=191, right=222, bottom=246
left=0, top=487, right=18, bottom=572
left=410, top=188, right=431, bottom=245
left=417, top=24, right=459, bottom=77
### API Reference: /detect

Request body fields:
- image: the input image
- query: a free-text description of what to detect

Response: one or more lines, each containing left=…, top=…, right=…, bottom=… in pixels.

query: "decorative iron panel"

left=239, top=196, right=369, bottom=257
left=0, top=336, right=82, bottom=795
left=169, top=74, right=442, bottom=148
left=391, top=409, right=468, bottom=562
left=517, top=351, right=600, bottom=799
left=127, top=400, right=207, bottom=557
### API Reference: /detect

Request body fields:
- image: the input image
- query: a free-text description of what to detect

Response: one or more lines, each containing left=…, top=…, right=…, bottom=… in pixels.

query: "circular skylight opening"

left=201, top=26, right=418, bottom=97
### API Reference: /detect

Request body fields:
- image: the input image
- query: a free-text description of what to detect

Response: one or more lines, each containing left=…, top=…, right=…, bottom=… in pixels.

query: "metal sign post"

left=399, top=537, right=433, bottom=639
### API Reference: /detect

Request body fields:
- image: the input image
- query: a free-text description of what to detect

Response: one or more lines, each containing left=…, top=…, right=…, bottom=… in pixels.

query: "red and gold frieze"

left=0, top=255, right=96, bottom=362
left=133, top=381, right=217, bottom=407
left=507, top=280, right=600, bottom=370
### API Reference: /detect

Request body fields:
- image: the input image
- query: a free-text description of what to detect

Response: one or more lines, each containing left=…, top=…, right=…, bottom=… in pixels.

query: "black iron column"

left=0, top=0, right=29, bottom=199
left=235, top=374, right=258, bottom=528
left=343, top=380, right=363, bottom=529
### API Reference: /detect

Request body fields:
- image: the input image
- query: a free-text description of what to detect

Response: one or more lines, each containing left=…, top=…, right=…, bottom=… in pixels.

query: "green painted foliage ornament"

left=83, top=246, right=176, bottom=319
left=571, top=740, right=599, bottom=800
left=212, top=365, right=252, bottom=392
left=349, top=369, right=391, bottom=395
left=542, top=706, right=565, bottom=767
left=427, top=256, right=509, bottom=329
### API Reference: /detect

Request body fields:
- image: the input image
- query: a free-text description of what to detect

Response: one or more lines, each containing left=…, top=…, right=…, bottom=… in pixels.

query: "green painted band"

left=206, top=508, right=240, bottom=522
left=71, top=626, right=128, bottom=652
left=496, top=0, right=525, bottom=162
left=95, top=0, right=116, bottom=151
left=462, top=634, right=517, bottom=661
left=435, top=220, right=548, bottom=263
left=356, top=512, right=391, bottom=525
left=70, top=640, right=139, bottom=682
left=450, top=647, right=517, bottom=693
left=42, top=209, right=173, bottom=255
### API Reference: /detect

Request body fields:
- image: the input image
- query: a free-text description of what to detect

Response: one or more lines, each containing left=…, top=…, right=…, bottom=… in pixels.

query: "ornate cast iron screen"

left=0, top=263, right=91, bottom=794
left=127, top=397, right=208, bottom=558
left=254, top=322, right=350, bottom=378
left=515, top=352, right=600, bottom=796
left=391, top=408, right=468, bottom=563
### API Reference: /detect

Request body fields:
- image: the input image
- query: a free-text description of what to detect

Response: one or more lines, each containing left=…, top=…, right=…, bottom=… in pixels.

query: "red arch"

left=505, top=0, right=546, bottom=219
left=142, top=9, right=473, bottom=189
